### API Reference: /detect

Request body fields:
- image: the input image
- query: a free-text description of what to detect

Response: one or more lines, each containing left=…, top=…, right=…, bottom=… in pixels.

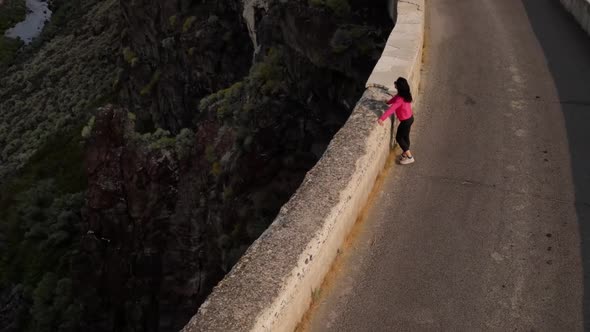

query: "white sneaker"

left=400, top=156, right=415, bottom=165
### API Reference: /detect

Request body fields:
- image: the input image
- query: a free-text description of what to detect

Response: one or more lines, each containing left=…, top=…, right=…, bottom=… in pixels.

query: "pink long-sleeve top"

left=379, top=95, right=413, bottom=121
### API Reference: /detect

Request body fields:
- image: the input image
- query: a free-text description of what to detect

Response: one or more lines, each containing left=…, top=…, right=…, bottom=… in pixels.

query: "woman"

left=377, top=77, right=415, bottom=165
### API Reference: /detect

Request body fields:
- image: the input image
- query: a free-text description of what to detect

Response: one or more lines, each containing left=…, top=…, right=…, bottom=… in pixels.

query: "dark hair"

left=394, top=77, right=413, bottom=102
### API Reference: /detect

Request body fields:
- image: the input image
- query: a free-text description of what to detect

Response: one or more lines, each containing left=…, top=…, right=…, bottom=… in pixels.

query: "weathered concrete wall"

left=367, top=0, right=423, bottom=93
left=560, top=0, right=590, bottom=35
left=182, top=1, right=425, bottom=331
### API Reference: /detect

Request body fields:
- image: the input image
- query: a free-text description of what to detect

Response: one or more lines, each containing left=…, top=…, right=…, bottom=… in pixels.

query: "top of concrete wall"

left=366, top=0, right=424, bottom=93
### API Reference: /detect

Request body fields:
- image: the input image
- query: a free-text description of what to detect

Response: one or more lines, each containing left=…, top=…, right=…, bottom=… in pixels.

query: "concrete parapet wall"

left=560, top=0, right=590, bottom=35
left=182, top=1, right=424, bottom=331
left=366, top=0, right=424, bottom=93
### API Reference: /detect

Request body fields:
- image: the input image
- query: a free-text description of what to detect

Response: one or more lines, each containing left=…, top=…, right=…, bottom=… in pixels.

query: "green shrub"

left=140, top=70, right=161, bottom=96
left=80, top=116, right=95, bottom=139
left=211, top=162, right=222, bottom=177
left=222, top=185, right=234, bottom=201
left=161, top=37, right=174, bottom=49
left=250, top=48, right=287, bottom=94
left=205, top=145, right=216, bottom=163
left=183, top=16, right=197, bottom=33
left=147, top=128, right=175, bottom=149
left=175, top=128, right=195, bottom=160
left=122, top=47, right=138, bottom=66
left=168, top=15, right=177, bottom=28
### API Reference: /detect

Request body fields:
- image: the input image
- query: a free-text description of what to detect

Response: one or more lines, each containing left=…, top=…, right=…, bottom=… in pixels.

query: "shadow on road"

left=522, top=0, right=590, bottom=329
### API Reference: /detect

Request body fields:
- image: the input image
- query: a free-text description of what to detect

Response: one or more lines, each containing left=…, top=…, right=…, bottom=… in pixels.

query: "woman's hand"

left=378, top=119, right=384, bottom=126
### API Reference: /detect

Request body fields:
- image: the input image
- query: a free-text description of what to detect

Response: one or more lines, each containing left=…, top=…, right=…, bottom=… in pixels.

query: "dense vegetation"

left=0, top=0, right=119, bottom=330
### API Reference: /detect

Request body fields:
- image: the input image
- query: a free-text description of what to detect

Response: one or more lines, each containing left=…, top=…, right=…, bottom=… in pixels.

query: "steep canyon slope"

left=0, top=0, right=392, bottom=330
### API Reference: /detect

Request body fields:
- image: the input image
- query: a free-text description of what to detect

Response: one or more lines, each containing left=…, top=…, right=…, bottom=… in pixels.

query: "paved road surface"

left=307, top=0, right=590, bottom=330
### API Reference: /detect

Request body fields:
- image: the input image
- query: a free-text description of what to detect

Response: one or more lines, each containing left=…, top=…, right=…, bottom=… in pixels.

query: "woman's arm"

left=379, top=97, right=402, bottom=122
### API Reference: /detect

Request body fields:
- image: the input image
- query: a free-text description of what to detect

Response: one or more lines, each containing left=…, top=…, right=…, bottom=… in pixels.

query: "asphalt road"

left=307, top=0, right=590, bottom=331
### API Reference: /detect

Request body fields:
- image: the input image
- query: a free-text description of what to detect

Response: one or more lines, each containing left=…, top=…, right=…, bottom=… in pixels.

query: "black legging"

left=396, top=116, right=414, bottom=152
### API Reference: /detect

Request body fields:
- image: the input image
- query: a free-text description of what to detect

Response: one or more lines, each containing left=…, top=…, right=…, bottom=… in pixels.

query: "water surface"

left=4, top=0, right=51, bottom=44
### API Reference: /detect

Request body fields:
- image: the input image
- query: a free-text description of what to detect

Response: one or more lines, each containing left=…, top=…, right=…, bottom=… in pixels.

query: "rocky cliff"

left=117, top=0, right=254, bottom=133
left=0, top=0, right=392, bottom=330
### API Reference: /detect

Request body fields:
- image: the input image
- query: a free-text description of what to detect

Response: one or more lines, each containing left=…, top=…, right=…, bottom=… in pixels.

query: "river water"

left=4, top=0, right=52, bottom=44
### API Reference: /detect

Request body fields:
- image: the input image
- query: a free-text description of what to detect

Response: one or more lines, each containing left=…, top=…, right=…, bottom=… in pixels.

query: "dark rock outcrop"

left=118, top=0, right=253, bottom=133
left=83, top=105, right=182, bottom=331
